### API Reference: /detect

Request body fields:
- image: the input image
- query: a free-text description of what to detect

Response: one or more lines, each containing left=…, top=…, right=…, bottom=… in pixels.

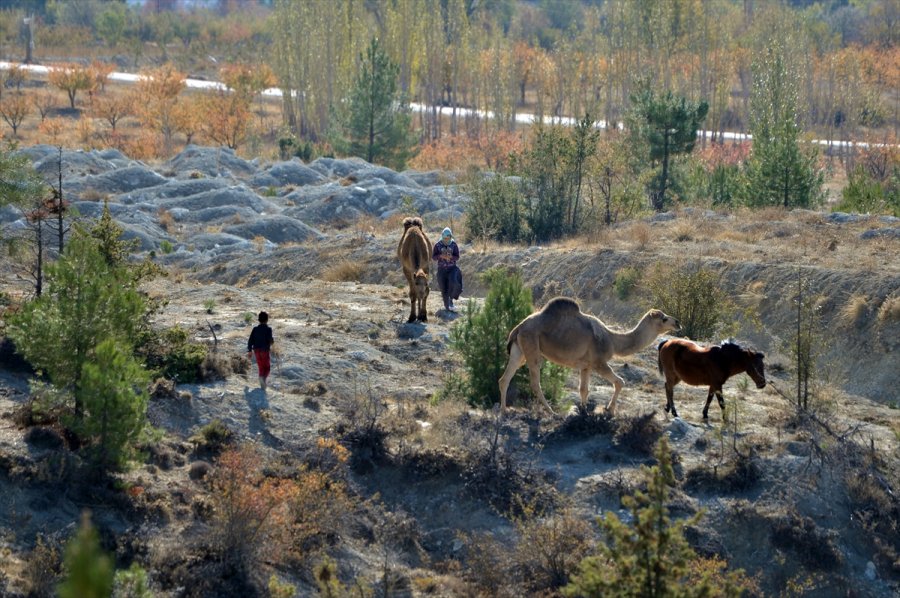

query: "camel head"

left=647, top=309, right=680, bottom=334
left=413, top=268, right=428, bottom=298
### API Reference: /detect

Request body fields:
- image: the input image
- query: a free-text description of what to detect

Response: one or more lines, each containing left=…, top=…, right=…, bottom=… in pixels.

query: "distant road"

left=3, top=60, right=887, bottom=150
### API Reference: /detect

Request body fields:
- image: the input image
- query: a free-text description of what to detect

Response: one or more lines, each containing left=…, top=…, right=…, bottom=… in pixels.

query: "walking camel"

left=499, top=298, right=680, bottom=415
left=397, top=216, right=432, bottom=323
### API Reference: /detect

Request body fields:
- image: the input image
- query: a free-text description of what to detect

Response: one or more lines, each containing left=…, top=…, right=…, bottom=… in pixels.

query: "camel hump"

left=402, top=216, right=424, bottom=231
left=541, top=297, right=582, bottom=317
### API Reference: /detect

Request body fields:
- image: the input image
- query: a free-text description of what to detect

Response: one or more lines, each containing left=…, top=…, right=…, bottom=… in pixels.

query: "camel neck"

left=609, top=315, right=657, bottom=356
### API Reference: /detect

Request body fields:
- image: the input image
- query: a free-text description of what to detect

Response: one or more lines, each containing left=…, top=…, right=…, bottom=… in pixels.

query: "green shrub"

left=451, top=267, right=567, bottom=409
left=835, top=164, right=900, bottom=217
left=464, top=174, right=527, bottom=243
left=191, top=418, right=234, bottom=453
left=76, top=340, right=150, bottom=470
left=58, top=513, right=114, bottom=598
left=203, top=299, right=216, bottom=314
left=613, top=266, right=641, bottom=300
left=642, top=260, right=737, bottom=341
left=564, top=438, right=755, bottom=597
left=138, top=325, right=208, bottom=384
left=159, top=239, right=174, bottom=254
left=113, top=563, right=153, bottom=598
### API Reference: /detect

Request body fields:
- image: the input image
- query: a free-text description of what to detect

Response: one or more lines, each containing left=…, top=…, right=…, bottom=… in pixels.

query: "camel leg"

left=498, top=342, right=526, bottom=411
left=579, top=368, right=591, bottom=408
left=407, top=286, right=417, bottom=322
left=417, top=291, right=428, bottom=322
left=526, top=353, right=554, bottom=414
left=596, top=362, right=624, bottom=416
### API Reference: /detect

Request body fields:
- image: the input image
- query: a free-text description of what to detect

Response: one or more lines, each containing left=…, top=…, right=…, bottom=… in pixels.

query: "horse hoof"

left=407, top=317, right=415, bottom=323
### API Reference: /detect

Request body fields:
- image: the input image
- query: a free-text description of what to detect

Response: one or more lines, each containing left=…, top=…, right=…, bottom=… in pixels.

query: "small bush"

left=58, top=513, right=114, bottom=598
left=770, top=512, right=843, bottom=571
left=464, top=174, right=527, bottom=243
left=613, top=266, right=641, bottom=300
left=613, top=412, right=662, bottom=455
left=564, top=438, right=755, bottom=597
left=208, top=445, right=300, bottom=583
left=159, top=239, right=174, bottom=254
left=138, top=325, right=208, bottom=384
left=642, top=260, right=737, bottom=341
left=191, top=419, right=234, bottom=455
left=25, top=535, right=62, bottom=598
left=336, top=380, right=389, bottom=473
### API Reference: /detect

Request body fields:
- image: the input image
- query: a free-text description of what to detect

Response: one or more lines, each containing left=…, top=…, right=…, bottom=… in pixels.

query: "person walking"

left=247, top=311, right=274, bottom=390
left=432, top=227, right=462, bottom=311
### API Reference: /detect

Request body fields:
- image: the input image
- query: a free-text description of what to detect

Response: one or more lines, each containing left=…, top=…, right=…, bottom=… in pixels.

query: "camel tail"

left=506, top=325, right=520, bottom=354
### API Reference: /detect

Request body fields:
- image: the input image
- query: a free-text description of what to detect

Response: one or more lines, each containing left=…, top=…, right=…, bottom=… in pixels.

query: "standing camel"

left=499, top=298, right=680, bottom=415
left=398, top=216, right=431, bottom=323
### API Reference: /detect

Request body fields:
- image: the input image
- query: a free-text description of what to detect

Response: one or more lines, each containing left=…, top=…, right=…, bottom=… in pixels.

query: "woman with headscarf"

left=432, top=226, right=462, bottom=311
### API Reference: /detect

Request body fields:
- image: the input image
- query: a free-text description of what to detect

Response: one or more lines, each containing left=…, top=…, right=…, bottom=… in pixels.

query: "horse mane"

left=402, top=216, right=424, bottom=231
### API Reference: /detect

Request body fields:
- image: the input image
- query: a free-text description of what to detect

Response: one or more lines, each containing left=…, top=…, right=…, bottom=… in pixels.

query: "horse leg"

left=579, top=368, right=590, bottom=409
left=596, top=362, right=624, bottom=416
left=716, top=391, right=726, bottom=420
left=498, top=342, right=526, bottom=411
left=665, top=381, right=678, bottom=418
left=702, top=388, right=715, bottom=420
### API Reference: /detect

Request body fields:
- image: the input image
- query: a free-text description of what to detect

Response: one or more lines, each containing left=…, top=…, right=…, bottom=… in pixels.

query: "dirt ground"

left=1, top=211, right=899, bottom=596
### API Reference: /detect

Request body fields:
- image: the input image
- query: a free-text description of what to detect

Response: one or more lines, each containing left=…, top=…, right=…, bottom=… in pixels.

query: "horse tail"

left=657, top=339, right=668, bottom=374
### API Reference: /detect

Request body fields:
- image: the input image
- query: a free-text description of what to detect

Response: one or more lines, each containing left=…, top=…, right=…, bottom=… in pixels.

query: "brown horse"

left=398, top=216, right=431, bottom=323
left=657, top=339, right=766, bottom=420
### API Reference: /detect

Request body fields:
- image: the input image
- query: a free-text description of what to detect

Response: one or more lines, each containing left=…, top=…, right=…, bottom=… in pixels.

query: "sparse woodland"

left=0, top=1, right=898, bottom=597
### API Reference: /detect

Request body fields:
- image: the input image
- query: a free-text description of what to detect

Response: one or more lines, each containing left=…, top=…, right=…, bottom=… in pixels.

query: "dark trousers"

left=437, top=266, right=461, bottom=308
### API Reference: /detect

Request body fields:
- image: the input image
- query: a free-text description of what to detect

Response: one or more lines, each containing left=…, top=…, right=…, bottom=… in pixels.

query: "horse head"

left=747, top=351, right=766, bottom=389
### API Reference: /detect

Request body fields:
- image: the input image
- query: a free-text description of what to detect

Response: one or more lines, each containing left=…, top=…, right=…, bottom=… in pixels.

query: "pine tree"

left=58, top=512, right=114, bottom=598
left=628, top=88, right=708, bottom=211
left=743, top=36, right=823, bottom=209
left=564, top=438, right=754, bottom=597
left=8, top=229, right=147, bottom=420
left=451, top=268, right=565, bottom=408
left=77, top=340, right=149, bottom=470
left=329, top=37, right=417, bottom=170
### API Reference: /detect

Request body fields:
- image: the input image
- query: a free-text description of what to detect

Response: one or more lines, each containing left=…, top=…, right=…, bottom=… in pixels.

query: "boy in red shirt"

left=247, top=311, right=274, bottom=390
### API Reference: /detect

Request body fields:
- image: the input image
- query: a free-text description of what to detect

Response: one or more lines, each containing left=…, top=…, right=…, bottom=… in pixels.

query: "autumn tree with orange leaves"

left=134, top=64, right=186, bottom=156
left=47, top=63, right=95, bottom=109
left=200, top=90, right=252, bottom=150
left=0, top=93, right=31, bottom=137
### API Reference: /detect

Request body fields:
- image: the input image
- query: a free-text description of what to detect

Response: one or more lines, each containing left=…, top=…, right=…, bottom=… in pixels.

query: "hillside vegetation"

left=0, top=0, right=897, bottom=596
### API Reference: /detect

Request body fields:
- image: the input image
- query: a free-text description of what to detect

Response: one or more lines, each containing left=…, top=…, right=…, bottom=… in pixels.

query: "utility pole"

left=23, top=16, right=34, bottom=64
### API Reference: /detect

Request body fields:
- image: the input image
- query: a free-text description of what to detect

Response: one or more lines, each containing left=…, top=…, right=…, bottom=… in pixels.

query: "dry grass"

left=623, top=221, right=652, bottom=250
left=157, top=208, right=175, bottom=233
left=877, top=295, right=900, bottom=323
left=838, top=294, right=869, bottom=328
left=322, top=259, right=365, bottom=282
